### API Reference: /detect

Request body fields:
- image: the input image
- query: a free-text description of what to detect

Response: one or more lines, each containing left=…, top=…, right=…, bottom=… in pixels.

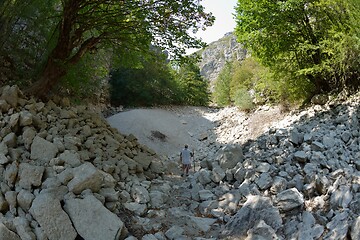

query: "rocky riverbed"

left=0, top=85, right=360, bottom=239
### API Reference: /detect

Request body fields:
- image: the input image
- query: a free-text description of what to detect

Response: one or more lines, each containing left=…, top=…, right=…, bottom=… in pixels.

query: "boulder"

left=217, top=144, right=244, bottom=170
left=0, top=222, right=21, bottom=240
left=64, top=194, right=125, bottom=240
left=220, top=196, right=282, bottom=238
left=275, top=188, right=304, bottom=212
left=67, top=162, right=103, bottom=194
left=29, top=192, right=77, bottom=240
left=30, top=136, right=58, bottom=162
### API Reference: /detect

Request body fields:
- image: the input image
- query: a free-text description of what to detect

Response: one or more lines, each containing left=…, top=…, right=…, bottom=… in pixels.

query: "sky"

left=197, top=0, right=237, bottom=44
left=187, top=0, right=238, bottom=54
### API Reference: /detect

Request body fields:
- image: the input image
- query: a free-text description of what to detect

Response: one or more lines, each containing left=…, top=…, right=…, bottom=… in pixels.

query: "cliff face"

left=197, top=32, right=248, bottom=88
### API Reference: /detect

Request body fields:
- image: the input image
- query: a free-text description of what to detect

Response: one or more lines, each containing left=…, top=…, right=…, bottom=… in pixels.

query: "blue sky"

left=187, top=0, right=238, bottom=53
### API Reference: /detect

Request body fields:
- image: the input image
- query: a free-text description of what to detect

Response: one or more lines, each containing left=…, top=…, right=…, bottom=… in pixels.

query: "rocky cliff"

left=196, top=32, right=247, bottom=88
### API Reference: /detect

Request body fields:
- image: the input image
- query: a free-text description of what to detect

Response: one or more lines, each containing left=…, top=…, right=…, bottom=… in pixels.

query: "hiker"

left=180, top=144, right=194, bottom=176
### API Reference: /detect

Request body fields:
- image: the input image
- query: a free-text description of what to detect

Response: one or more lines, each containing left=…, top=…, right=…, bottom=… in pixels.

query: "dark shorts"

left=182, top=163, right=191, bottom=168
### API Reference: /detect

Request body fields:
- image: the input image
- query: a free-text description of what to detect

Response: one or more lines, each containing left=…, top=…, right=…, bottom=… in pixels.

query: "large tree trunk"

left=24, top=0, right=80, bottom=98
left=25, top=56, right=67, bottom=98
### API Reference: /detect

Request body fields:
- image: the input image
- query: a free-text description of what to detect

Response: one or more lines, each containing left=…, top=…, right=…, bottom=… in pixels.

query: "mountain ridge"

left=196, top=32, right=248, bottom=89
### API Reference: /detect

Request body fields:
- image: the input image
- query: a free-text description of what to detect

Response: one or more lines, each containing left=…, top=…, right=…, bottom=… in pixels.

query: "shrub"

left=233, top=88, right=254, bottom=112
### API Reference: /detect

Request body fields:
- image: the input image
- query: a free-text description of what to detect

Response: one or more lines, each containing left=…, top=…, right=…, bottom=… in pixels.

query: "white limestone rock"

left=29, top=192, right=77, bottom=240
left=64, top=194, right=124, bottom=240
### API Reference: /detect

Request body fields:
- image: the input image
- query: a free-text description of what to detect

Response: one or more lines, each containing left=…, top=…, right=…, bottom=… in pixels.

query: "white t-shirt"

left=180, top=148, right=192, bottom=164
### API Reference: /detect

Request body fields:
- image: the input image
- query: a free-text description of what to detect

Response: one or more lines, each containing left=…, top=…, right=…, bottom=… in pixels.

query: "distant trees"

left=109, top=54, right=210, bottom=107
left=235, top=0, right=360, bottom=98
left=174, top=57, right=210, bottom=106
left=0, top=0, right=214, bottom=99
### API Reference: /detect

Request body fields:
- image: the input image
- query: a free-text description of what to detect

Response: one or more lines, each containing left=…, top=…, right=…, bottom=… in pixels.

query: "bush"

left=212, top=61, right=232, bottom=106
left=233, top=88, right=254, bottom=111
left=59, top=50, right=109, bottom=103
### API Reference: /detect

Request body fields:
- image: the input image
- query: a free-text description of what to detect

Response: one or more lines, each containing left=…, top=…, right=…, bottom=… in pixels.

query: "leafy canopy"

left=235, top=0, right=360, bottom=95
left=1, top=0, right=215, bottom=97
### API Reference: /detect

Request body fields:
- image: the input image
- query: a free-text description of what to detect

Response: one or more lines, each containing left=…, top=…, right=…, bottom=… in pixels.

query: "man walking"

left=180, top=144, right=193, bottom=177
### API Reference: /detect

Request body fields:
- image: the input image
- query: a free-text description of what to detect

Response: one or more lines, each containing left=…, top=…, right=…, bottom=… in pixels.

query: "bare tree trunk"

left=25, top=56, right=67, bottom=98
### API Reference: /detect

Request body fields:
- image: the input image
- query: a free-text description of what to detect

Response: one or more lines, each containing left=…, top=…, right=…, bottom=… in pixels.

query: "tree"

left=174, top=57, right=210, bottom=106
left=109, top=49, right=178, bottom=106
left=235, top=0, right=359, bottom=95
left=0, top=0, right=59, bottom=84
left=213, top=61, right=232, bottom=106
left=23, top=0, right=214, bottom=97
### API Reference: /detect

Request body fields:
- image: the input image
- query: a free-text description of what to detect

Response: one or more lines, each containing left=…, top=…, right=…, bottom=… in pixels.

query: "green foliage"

left=174, top=58, right=210, bottom=106
left=109, top=51, right=178, bottom=106
left=213, top=61, right=232, bottom=106
left=233, top=88, right=254, bottom=112
left=59, top=50, right=109, bottom=103
left=0, top=0, right=59, bottom=84
left=235, top=0, right=360, bottom=95
left=109, top=53, right=210, bottom=107
left=212, top=56, right=314, bottom=108
left=1, top=0, right=215, bottom=98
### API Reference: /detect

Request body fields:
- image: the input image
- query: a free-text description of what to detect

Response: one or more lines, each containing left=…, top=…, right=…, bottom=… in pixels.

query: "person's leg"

left=181, top=164, right=185, bottom=176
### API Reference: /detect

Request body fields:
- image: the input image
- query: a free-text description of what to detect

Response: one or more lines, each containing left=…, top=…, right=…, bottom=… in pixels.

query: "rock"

left=1, top=85, right=20, bottom=108
left=245, top=220, right=279, bottom=240
left=341, top=131, right=352, bottom=143
left=64, top=194, right=125, bottom=240
left=197, top=169, right=212, bottom=185
left=297, top=211, right=324, bottom=240
left=293, top=151, right=307, bottom=163
left=58, top=150, right=81, bottom=167
left=189, top=216, right=217, bottom=233
left=4, top=162, right=18, bottom=187
left=324, top=211, right=349, bottom=240
left=217, top=144, right=244, bottom=170
left=220, top=196, right=282, bottom=238
left=0, top=222, right=21, bottom=240
left=311, top=94, right=328, bottom=105
left=322, top=136, right=336, bottom=149
left=330, top=185, right=353, bottom=209
left=149, top=190, right=168, bottom=208
left=18, top=163, right=44, bottom=190
left=123, top=202, right=147, bottom=216
left=99, top=188, right=119, bottom=202
left=30, top=136, right=58, bottom=162
left=311, top=141, right=325, bottom=151
left=198, top=189, right=215, bottom=201
left=211, top=165, right=226, bottom=183
left=17, top=189, right=35, bottom=211
left=131, top=185, right=150, bottom=204
left=289, top=129, right=302, bottom=145
left=351, top=216, right=360, bottom=240
left=0, top=193, right=9, bottom=212
left=255, top=172, right=273, bottom=190
left=3, top=132, right=17, bottom=148
left=0, top=152, right=10, bottom=164
left=67, top=162, right=103, bottom=194
left=19, top=111, right=33, bottom=126
left=198, top=33, right=247, bottom=88
left=22, top=127, right=36, bottom=150
left=5, top=191, right=17, bottom=213
left=275, top=188, right=304, bottom=212
left=13, top=217, right=36, bottom=240
left=165, top=226, right=184, bottom=240
left=0, top=99, right=10, bottom=112
left=29, top=192, right=77, bottom=240
left=270, top=176, right=287, bottom=194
